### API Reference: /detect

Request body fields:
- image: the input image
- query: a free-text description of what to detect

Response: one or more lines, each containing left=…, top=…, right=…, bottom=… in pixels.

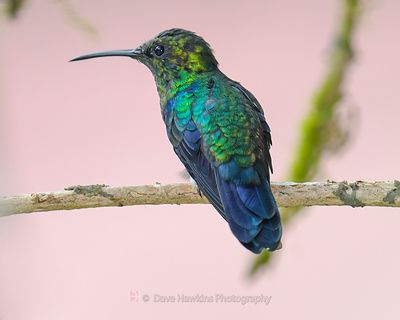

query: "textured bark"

left=1, top=181, right=399, bottom=217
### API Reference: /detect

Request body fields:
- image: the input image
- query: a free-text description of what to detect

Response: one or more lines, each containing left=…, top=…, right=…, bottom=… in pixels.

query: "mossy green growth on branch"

left=250, top=0, right=361, bottom=276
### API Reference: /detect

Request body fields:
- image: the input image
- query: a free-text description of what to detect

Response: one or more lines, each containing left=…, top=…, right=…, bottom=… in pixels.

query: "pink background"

left=1, top=0, right=400, bottom=319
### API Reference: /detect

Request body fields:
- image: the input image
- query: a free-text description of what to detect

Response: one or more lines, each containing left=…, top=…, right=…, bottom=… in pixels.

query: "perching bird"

left=71, top=28, right=282, bottom=253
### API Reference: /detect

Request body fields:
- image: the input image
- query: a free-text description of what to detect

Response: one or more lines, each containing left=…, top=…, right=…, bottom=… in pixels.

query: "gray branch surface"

left=1, top=180, right=399, bottom=217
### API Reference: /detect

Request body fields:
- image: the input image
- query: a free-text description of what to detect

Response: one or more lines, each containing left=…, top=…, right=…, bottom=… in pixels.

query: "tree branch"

left=1, top=180, right=399, bottom=217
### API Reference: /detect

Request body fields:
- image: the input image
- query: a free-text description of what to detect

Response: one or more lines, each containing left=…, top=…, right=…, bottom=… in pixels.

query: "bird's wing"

left=173, top=138, right=226, bottom=220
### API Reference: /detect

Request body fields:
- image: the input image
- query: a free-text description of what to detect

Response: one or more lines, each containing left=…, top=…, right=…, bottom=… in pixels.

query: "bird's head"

left=70, top=29, right=218, bottom=84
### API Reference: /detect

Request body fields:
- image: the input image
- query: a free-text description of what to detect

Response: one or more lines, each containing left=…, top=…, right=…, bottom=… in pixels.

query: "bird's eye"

left=154, top=45, right=165, bottom=56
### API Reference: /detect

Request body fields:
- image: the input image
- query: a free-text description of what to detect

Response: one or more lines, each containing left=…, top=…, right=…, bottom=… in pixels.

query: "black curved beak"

left=69, top=48, right=143, bottom=62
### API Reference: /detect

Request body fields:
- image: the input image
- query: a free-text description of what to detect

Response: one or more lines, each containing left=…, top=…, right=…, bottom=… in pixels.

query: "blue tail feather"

left=215, top=169, right=282, bottom=253
left=228, top=218, right=261, bottom=243
left=236, top=184, right=277, bottom=219
left=216, top=177, right=263, bottom=230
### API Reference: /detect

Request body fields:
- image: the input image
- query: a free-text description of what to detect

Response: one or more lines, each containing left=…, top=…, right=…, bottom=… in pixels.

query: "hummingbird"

left=71, top=28, right=282, bottom=253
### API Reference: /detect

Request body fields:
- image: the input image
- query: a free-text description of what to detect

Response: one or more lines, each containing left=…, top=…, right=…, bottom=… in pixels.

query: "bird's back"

left=163, top=71, right=282, bottom=253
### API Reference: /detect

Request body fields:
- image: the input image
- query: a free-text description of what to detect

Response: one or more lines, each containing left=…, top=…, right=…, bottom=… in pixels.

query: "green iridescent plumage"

left=71, top=28, right=282, bottom=253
